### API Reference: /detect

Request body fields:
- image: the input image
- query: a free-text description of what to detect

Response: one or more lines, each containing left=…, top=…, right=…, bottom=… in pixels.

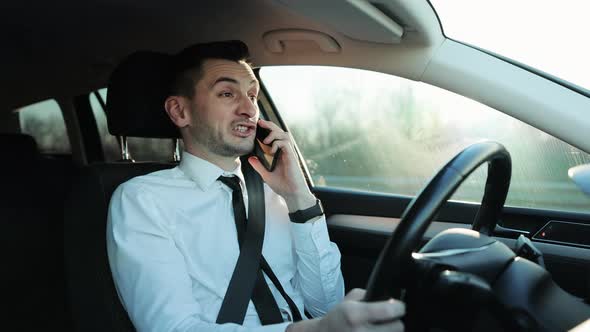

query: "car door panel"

left=316, top=188, right=590, bottom=301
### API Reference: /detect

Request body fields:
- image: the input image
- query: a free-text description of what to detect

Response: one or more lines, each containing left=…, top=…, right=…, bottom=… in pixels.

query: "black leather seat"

left=1, top=133, right=72, bottom=331
left=63, top=51, right=179, bottom=332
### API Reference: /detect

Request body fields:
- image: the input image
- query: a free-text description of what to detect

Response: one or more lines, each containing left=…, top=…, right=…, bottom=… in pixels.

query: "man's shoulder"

left=108, top=167, right=189, bottom=226
left=116, top=166, right=189, bottom=195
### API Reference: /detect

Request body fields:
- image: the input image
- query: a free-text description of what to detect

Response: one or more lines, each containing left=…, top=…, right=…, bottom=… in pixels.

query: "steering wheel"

left=363, top=141, right=511, bottom=301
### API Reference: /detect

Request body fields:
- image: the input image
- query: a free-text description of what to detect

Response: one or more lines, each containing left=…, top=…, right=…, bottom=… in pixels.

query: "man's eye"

left=249, top=95, right=258, bottom=102
left=219, top=92, right=233, bottom=98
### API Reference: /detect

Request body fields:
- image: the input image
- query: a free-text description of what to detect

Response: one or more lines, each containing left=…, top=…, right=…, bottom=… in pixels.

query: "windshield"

left=430, top=0, right=590, bottom=92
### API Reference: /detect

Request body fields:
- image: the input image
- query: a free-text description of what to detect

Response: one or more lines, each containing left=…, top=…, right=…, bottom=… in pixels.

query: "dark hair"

left=169, top=40, right=251, bottom=98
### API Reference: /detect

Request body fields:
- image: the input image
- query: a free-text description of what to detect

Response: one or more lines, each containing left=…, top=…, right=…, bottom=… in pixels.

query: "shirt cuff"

left=290, top=215, right=331, bottom=255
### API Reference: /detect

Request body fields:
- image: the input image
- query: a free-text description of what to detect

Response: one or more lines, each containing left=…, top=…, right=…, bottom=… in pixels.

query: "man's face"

left=185, top=59, right=260, bottom=159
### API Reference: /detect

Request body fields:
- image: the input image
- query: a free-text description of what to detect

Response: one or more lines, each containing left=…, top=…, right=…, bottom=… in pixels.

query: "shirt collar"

left=178, top=151, right=245, bottom=191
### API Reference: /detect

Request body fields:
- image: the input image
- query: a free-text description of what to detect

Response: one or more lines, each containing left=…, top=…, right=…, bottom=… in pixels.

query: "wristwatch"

left=288, top=199, right=324, bottom=223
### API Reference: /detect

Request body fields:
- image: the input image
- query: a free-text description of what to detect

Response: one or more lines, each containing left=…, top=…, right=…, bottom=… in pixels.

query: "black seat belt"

left=216, top=157, right=305, bottom=324
left=260, top=257, right=304, bottom=321
left=242, top=160, right=305, bottom=322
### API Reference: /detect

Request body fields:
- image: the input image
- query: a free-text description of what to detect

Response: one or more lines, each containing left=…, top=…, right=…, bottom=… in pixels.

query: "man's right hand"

left=286, top=288, right=405, bottom=332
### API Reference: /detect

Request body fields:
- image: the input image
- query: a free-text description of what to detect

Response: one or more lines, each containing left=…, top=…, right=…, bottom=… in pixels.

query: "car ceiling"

left=0, top=0, right=442, bottom=110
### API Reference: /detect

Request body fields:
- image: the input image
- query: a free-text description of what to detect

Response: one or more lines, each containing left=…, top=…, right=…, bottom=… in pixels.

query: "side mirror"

left=568, top=164, right=590, bottom=196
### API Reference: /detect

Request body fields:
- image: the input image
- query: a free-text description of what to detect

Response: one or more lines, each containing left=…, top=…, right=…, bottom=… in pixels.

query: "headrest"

left=106, top=51, right=180, bottom=139
left=0, top=133, right=40, bottom=160
left=106, top=41, right=250, bottom=139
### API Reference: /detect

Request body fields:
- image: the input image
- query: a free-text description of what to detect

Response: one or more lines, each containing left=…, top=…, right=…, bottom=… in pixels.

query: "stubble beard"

left=191, top=119, right=254, bottom=158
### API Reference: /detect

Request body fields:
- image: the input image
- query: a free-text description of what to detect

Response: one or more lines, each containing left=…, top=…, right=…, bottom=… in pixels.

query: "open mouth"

left=232, top=123, right=255, bottom=137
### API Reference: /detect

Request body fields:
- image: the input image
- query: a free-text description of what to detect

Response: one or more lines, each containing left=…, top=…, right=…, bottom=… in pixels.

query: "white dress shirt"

left=107, top=151, right=345, bottom=332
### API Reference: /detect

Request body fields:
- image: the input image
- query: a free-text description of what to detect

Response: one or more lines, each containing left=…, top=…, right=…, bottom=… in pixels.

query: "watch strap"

left=288, top=199, right=324, bottom=223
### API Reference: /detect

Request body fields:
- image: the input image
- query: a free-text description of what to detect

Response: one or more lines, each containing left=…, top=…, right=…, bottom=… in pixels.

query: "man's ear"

left=164, top=96, right=190, bottom=128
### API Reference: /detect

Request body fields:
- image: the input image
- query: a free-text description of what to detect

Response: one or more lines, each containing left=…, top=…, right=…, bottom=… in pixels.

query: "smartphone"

left=253, top=126, right=281, bottom=172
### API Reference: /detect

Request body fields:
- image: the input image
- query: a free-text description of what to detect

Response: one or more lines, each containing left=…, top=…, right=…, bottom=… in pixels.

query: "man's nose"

left=237, top=94, right=258, bottom=118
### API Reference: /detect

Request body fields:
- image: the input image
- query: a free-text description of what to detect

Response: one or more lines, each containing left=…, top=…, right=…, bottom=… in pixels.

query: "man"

left=107, top=41, right=405, bottom=332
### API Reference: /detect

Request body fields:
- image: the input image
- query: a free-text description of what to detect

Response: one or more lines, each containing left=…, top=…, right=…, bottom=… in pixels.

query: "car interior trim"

left=263, top=29, right=341, bottom=54
left=532, top=220, right=590, bottom=248
left=327, top=214, right=590, bottom=261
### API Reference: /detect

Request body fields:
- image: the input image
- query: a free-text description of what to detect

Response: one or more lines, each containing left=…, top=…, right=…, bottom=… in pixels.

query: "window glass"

left=90, top=88, right=178, bottom=162
left=17, top=99, right=71, bottom=154
left=89, top=90, right=120, bottom=161
left=260, top=66, right=590, bottom=213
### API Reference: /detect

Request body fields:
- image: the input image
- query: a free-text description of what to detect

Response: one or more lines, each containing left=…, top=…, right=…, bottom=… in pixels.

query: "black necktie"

left=218, top=176, right=284, bottom=324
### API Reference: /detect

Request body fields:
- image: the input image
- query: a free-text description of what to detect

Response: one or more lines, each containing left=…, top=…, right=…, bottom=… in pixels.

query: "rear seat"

left=0, top=133, right=73, bottom=331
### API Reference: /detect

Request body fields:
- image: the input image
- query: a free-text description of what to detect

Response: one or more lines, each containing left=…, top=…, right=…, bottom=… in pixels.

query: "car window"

left=90, top=88, right=179, bottom=162
left=260, top=66, right=590, bottom=214
left=17, top=99, right=71, bottom=154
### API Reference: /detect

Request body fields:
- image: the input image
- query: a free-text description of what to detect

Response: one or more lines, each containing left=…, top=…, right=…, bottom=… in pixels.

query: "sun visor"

left=276, top=0, right=404, bottom=44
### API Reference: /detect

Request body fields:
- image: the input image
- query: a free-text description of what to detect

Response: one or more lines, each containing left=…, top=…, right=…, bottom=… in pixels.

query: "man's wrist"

left=288, top=198, right=324, bottom=223
left=284, top=191, right=317, bottom=213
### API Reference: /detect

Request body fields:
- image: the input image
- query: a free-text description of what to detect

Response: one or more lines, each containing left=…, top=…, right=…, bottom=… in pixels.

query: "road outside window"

left=17, top=99, right=71, bottom=154
left=260, top=66, right=590, bottom=214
